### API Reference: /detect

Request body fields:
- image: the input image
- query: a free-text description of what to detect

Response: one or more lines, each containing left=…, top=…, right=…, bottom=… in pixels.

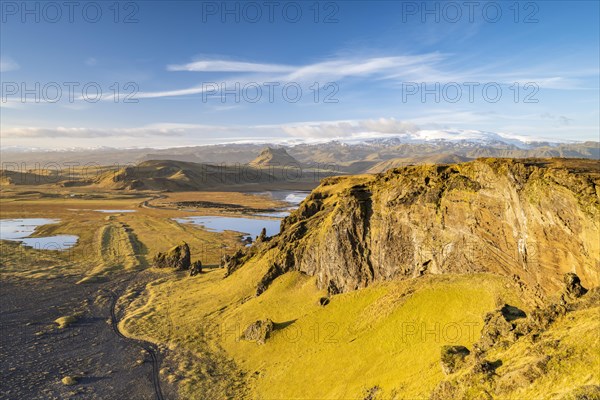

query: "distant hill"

left=93, top=159, right=327, bottom=191
left=94, top=160, right=269, bottom=191
left=249, top=147, right=300, bottom=168
left=1, top=140, right=597, bottom=169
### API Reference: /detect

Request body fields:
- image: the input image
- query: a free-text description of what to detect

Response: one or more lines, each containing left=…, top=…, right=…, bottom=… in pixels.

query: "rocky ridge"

left=226, top=158, right=600, bottom=298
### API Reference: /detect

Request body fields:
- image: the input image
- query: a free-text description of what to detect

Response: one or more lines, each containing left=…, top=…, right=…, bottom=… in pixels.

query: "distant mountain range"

left=1, top=132, right=598, bottom=173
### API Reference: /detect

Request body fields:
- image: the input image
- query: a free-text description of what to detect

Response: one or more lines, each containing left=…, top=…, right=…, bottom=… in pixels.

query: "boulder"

left=221, top=249, right=246, bottom=276
left=525, top=303, right=567, bottom=333
left=478, top=309, right=516, bottom=351
left=318, top=297, right=330, bottom=306
left=242, top=319, right=273, bottom=344
left=189, top=260, right=202, bottom=276
left=440, top=345, right=470, bottom=375
left=559, top=385, right=600, bottom=400
left=564, top=273, right=588, bottom=298
left=153, top=242, right=191, bottom=270
left=256, top=227, right=268, bottom=243
left=472, top=359, right=502, bottom=376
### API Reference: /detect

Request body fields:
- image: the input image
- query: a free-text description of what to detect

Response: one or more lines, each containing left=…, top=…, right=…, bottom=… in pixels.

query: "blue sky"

left=1, top=1, right=598, bottom=149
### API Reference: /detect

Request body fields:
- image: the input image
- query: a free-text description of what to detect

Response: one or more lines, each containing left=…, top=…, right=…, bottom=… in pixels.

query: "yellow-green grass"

left=61, top=375, right=78, bottom=385
left=121, top=246, right=528, bottom=399
left=0, top=190, right=256, bottom=279
left=484, top=305, right=600, bottom=399
left=55, top=315, right=78, bottom=329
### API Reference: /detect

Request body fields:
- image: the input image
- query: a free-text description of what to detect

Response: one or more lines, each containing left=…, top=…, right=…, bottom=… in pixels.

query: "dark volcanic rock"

left=478, top=306, right=520, bottom=351
left=440, top=345, right=470, bottom=375
left=223, top=159, right=600, bottom=296
left=221, top=250, right=246, bottom=276
left=153, top=241, right=191, bottom=270
left=472, top=359, right=502, bottom=376
left=189, top=260, right=202, bottom=276
left=318, top=297, right=330, bottom=306
left=523, top=303, right=567, bottom=335
left=564, top=273, right=588, bottom=299
left=242, top=319, right=273, bottom=345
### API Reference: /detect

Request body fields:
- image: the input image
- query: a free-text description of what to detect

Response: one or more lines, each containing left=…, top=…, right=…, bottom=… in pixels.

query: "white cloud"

left=0, top=124, right=198, bottom=138
left=168, top=60, right=294, bottom=73
left=1, top=118, right=548, bottom=145
left=146, top=52, right=596, bottom=100
left=281, top=118, right=419, bottom=138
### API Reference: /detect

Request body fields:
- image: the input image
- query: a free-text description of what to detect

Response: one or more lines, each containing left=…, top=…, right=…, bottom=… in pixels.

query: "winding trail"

left=139, top=194, right=168, bottom=210
left=107, top=288, right=165, bottom=400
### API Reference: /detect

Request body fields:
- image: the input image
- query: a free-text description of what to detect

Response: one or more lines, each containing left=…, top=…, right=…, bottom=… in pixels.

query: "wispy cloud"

left=0, top=56, right=19, bottom=72
left=1, top=124, right=197, bottom=138
left=142, top=52, right=597, bottom=100
left=1, top=118, right=566, bottom=144
left=168, top=60, right=294, bottom=73
left=280, top=118, right=419, bottom=138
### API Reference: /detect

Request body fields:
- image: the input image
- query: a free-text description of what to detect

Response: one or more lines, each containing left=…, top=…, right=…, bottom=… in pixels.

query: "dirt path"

left=0, top=277, right=158, bottom=400
left=1, top=210, right=171, bottom=399
left=106, top=287, right=164, bottom=400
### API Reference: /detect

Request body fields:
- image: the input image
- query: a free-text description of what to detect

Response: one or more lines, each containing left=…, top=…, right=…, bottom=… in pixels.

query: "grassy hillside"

left=239, top=158, right=599, bottom=299
left=118, top=158, right=600, bottom=399
left=120, top=245, right=535, bottom=399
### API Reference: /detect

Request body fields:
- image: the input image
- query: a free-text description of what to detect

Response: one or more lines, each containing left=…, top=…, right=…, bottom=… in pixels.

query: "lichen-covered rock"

left=478, top=305, right=523, bottom=351
left=440, top=345, right=470, bottom=375
left=189, top=260, right=202, bottom=276
left=226, top=159, right=600, bottom=297
left=221, top=249, right=246, bottom=276
left=472, top=359, right=502, bottom=376
left=559, top=385, right=600, bottom=400
left=564, top=273, right=588, bottom=299
left=242, top=319, right=273, bottom=344
left=519, top=303, right=567, bottom=336
left=153, top=241, right=191, bottom=270
left=256, top=227, right=268, bottom=243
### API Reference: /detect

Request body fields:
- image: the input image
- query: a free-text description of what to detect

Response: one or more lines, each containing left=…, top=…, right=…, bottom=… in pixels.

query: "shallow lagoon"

left=174, top=216, right=281, bottom=238
left=174, top=190, right=309, bottom=239
left=94, top=209, right=137, bottom=213
left=0, top=218, right=78, bottom=250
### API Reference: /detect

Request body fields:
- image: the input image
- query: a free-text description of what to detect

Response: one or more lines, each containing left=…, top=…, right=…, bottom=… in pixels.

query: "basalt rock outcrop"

left=440, top=346, right=471, bottom=375
left=563, top=272, right=588, bottom=299
left=189, top=260, right=203, bottom=276
left=431, top=273, right=596, bottom=399
left=153, top=241, right=191, bottom=270
left=242, top=319, right=274, bottom=345
left=230, top=158, right=599, bottom=297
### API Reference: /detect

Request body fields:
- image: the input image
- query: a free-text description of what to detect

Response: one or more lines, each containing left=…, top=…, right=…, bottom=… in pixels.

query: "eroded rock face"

left=153, top=242, right=191, bottom=270
left=440, top=346, right=470, bottom=375
left=189, top=260, right=202, bottom=276
left=477, top=304, right=527, bottom=351
left=221, top=249, right=248, bottom=276
left=230, top=159, right=599, bottom=296
left=564, top=272, right=588, bottom=298
left=242, top=319, right=273, bottom=345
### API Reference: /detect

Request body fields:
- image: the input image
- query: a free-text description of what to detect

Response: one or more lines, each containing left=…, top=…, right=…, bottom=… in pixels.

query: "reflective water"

left=94, top=209, right=137, bottom=213
left=0, top=218, right=78, bottom=250
left=252, top=190, right=310, bottom=218
left=174, top=190, right=310, bottom=238
left=261, top=190, right=310, bottom=205
left=174, top=216, right=281, bottom=238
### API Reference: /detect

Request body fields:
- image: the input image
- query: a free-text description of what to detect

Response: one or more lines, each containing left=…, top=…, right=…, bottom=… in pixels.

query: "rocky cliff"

left=233, top=158, right=600, bottom=297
